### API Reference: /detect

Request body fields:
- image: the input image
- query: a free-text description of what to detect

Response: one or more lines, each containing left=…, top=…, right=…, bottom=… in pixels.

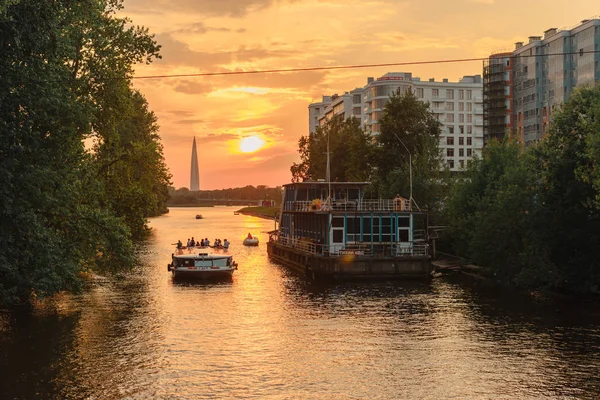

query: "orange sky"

left=122, top=0, right=598, bottom=190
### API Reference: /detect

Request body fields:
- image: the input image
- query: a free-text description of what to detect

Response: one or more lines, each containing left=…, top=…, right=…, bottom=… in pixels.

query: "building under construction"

left=483, top=52, right=513, bottom=143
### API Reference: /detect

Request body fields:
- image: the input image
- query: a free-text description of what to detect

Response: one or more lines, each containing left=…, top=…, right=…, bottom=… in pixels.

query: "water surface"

left=1, top=207, right=600, bottom=399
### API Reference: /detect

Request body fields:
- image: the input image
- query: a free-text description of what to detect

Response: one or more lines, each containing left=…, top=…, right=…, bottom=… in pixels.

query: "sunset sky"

left=122, top=0, right=598, bottom=190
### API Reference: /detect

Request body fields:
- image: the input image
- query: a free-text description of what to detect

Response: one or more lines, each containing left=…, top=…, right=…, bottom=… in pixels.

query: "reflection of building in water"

left=190, top=136, right=200, bottom=191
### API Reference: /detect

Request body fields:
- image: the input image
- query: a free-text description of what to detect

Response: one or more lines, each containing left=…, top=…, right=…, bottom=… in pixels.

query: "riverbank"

left=236, top=206, right=279, bottom=220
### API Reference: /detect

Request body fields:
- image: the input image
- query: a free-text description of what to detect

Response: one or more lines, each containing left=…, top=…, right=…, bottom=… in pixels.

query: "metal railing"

left=275, top=236, right=429, bottom=257
left=285, top=199, right=411, bottom=212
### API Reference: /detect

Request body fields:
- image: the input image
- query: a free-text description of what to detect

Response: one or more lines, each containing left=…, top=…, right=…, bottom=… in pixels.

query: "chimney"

left=443, top=78, right=448, bottom=83
left=544, top=28, right=557, bottom=38
left=429, top=78, right=434, bottom=82
left=515, top=41, right=524, bottom=49
left=367, top=77, right=374, bottom=84
left=528, top=36, right=541, bottom=43
left=581, top=19, right=589, bottom=24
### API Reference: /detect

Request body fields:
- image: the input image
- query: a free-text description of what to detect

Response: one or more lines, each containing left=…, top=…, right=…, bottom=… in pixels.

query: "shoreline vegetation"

left=236, top=206, right=280, bottom=220
left=0, top=1, right=171, bottom=307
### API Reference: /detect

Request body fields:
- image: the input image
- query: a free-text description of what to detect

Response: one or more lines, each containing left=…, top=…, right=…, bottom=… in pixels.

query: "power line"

left=130, top=49, right=600, bottom=80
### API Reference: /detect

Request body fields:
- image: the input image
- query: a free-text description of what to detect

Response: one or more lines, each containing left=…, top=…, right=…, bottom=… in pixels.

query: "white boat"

left=168, top=251, right=237, bottom=279
left=243, top=235, right=259, bottom=246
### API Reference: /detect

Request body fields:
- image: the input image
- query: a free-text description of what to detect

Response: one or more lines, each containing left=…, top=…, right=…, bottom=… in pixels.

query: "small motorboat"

left=168, top=251, right=237, bottom=279
left=234, top=211, right=240, bottom=215
left=243, top=235, right=259, bottom=246
left=195, top=214, right=203, bottom=219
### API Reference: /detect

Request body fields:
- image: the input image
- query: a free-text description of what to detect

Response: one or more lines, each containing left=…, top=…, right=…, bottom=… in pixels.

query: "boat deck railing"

left=276, top=236, right=428, bottom=257
left=284, top=199, right=411, bottom=212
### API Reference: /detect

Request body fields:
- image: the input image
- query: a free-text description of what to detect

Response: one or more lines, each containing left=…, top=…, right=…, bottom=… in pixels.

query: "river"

left=1, top=206, right=600, bottom=399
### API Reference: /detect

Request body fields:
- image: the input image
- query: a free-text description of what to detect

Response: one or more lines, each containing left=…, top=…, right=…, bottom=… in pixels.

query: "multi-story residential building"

left=308, top=72, right=484, bottom=171
left=308, top=95, right=332, bottom=134
left=492, top=18, right=600, bottom=144
left=483, top=52, right=514, bottom=143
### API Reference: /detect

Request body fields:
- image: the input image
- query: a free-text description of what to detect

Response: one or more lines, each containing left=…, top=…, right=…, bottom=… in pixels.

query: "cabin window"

left=333, top=230, right=343, bottom=242
left=398, top=230, right=409, bottom=242
left=332, top=217, right=344, bottom=228
left=398, top=217, right=410, bottom=227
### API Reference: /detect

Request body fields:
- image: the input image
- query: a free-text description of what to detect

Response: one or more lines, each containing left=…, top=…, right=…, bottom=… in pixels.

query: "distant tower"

left=190, top=137, right=200, bottom=191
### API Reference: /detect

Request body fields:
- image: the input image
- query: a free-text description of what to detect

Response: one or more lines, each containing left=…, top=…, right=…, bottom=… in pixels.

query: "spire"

left=190, top=137, right=200, bottom=191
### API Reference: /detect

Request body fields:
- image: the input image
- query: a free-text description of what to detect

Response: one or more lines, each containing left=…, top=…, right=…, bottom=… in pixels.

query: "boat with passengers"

left=168, top=249, right=238, bottom=279
left=267, top=181, right=432, bottom=280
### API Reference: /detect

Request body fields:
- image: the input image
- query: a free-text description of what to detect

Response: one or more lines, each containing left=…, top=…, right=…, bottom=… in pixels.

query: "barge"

left=267, top=181, right=432, bottom=280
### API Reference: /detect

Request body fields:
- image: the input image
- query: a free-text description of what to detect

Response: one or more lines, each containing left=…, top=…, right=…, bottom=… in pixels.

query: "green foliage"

left=291, top=117, right=374, bottom=183
left=0, top=0, right=168, bottom=306
left=375, top=90, right=449, bottom=216
left=168, top=185, right=283, bottom=206
left=445, top=86, right=600, bottom=294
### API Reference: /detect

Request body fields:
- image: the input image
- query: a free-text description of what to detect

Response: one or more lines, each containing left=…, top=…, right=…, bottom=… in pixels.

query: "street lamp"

left=392, top=132, right=412, bottom=211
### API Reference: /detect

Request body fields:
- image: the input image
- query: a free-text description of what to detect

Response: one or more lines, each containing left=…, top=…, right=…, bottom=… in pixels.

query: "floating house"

left=267, top=181, right=432, bottom=279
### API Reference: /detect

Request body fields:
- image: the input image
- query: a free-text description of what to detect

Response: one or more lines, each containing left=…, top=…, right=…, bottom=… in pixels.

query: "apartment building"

left=309, top=72, right=484, bottom=171
left=483, top=52, right=514, bottom=142
left=485, top=18, right=600, bottom=144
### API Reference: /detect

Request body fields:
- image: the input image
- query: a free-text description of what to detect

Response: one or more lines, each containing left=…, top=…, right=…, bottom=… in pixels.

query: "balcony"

left=284, top=198, right=412, bottom=212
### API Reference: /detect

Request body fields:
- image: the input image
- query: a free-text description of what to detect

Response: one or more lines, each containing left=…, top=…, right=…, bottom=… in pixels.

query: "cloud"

left=124, top=0, right=276, bottom=17
left=153, top=32, right=301, bottom=70
left=173, top=80, right=213, bottom=95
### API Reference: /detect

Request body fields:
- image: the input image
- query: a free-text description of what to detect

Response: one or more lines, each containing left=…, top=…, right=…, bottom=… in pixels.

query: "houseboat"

left=266, top=181, right=432, bottom=280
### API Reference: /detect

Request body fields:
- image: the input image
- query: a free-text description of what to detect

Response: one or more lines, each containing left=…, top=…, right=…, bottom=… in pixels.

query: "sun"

left=239, top=135, right=265, bottom=153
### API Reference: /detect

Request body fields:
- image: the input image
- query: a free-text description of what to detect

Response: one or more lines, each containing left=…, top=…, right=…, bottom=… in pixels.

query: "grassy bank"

left=236, top=206, right=279, bottom=219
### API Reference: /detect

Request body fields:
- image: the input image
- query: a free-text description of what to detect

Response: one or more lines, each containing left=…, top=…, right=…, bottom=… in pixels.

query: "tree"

left=0, top=0, right=166, bottom=306
left=526, top=86, right=600, bottom=292
left=290, top=117, right=374, bottom=183
left=375, top=89, right=447, bottom=213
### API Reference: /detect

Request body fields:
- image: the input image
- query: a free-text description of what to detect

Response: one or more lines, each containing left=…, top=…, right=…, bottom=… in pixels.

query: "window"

left=467, top=114, right=472, bottom=123
left=467, top=149, right=472, bottom=157
left=459, top=90, right=464, bottom=100
left=466, top=90, right=472, bottom=100
left=459, top=160, right=464, bottom=168
left=447, top=89, right=454, bottom=99
left=417, top=88, right=424, bottom=98
left=448, top=160, right=454, bottom=168
left=459, top=148, right=464, bottom=157
left=446, top=102, right=454, bottom=111
left=432, top=89, right=439, bottom=97
left=459, top=125, right=464, bottom=134
left=467, top=137, right=472, bottom=145
left=446, top=114, right=454, bottom=122
left=459, top=102, right=464, bottom=111
left=447, top=137, right=454, bottom=145
left=467, top=126, right=472, bottom=134
left=447, top=148, right=454, bottom=157
left=448, top=126, right=454, bottom=134
left=459, top=114, right=465, bottom=123
left=459, top=137, right=464, bottom=145
left=467, top=103, right=472, bottom=112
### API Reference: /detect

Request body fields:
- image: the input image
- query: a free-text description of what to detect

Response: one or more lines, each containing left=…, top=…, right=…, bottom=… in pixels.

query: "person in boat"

left=205, top=238, right=210, bottom=247
left=247, top=232, right=253, bottom=239
left=186, top=238, right=191, bottom=247
left=176, top=240, right=183, bottom=249
left=223, top=239, right=230, bottom=249
left=214, top=238, right=220, bottom=248
left=200, top=238, right=205, bottom=247
left=190, top=237, right=195, bottom=247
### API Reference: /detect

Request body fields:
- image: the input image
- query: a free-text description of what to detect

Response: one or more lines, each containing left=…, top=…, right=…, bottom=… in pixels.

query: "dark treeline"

left=0, top=0, right=171, bottom=306
left=445, top=86, right=600, bottom=294
left=292, top=86, right=600, bottom=294
left=168, top=186, right=283, bottom=206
